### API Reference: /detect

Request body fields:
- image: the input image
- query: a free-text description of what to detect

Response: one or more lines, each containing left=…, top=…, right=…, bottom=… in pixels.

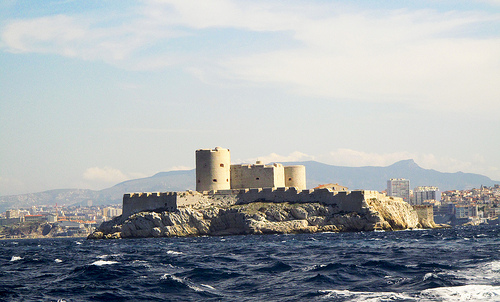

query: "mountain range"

left=0, top=159, right=497, bottom=212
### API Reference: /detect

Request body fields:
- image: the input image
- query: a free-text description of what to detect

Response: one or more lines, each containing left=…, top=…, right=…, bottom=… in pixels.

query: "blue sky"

left=1, top=0, right=499, bottom=196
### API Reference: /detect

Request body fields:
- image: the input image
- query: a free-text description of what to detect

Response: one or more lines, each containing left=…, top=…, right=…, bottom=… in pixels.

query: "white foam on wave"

left=319, top=285, right=500, bottom=301
left=10, top=256, right=22, bottom=262
left=91, top=260, right=119, bottom=266
left=55, top=259, right=63, bottom=263
left=318, top=289, right=418, bottom=301
left=421, top=285, right=500, bottom=301
left=200, top=284, right=216, bottom=290
left=161, top=274, right=219, bottom=295
left=97, top=254, right=121, bottom=259
left=167, top=250, right=183, bottom=255
left=453, top=260, right=500, bottom=284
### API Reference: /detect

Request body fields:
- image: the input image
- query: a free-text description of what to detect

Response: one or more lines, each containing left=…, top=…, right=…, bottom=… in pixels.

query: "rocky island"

left=88, top=147, right=439, bottom=240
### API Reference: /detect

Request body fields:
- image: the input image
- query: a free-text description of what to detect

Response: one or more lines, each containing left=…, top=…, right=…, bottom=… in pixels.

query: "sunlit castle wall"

left=196, top=147, right=231, bottom=192
left=284, top=165, right=306, bottom=190
left=230, top=162, right=285, bottom=189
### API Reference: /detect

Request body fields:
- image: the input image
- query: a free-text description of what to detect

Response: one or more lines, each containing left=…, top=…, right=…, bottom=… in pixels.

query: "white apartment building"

left=387, top=178, right=410, bottom=203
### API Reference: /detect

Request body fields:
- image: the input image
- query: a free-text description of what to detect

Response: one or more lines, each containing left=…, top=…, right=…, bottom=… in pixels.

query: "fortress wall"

left=123, top=192, right=178, bottom=217
left=196, top=147, right=231, bottom=192
left=330, top=191, right=368, bottom=213
left=413, top=205, right=435, bottom=225
left=122, top=189, right=380, bottom=216
left=176, top=191, right=209, bottom=208
left=230, top=163, right=285, bottom=189
left=284, top=166, right=306, bottom=190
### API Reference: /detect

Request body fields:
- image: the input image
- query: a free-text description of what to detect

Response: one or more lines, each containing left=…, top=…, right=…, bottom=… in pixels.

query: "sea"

left=1, top=225, right=500, bottom=302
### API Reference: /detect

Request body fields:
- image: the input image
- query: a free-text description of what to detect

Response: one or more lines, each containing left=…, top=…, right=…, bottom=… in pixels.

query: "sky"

left=0, top=0, right=499, bottom=196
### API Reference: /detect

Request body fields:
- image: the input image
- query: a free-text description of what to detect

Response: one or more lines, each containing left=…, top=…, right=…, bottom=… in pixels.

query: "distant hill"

left=293, top=159, right=497, bottom=191
left=0, top=160, right=497, bottom=212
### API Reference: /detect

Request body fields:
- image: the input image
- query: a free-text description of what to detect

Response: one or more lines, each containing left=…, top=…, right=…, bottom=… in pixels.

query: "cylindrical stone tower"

left=196, top=147, right=231, bottom=192
left=284, top=165, right=306, bottom=190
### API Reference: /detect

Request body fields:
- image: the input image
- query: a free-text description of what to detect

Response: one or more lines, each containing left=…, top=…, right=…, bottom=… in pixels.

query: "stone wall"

left=413, top=204, right=436, bottom=228
left=122, top=188, right=394, bottom=218
left=195, top=147, right=231, bottom=192
left=230, top=163, right=285, bottom=189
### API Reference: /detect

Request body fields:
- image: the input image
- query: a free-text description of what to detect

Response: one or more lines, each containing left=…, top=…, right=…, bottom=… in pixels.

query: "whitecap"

left=10, top=256, right=22, bottom=261
left=421, top=284, right=500, bottom=301
left=55, top=259, right=63, bottom=263
left=91, top=260, right=118, bottom=266
left=318, top=289, right=418, bottom=301
left=161, top=274, right=220, bottom=295
left=97, top=253, right=121, bottom=259
left=75, top=241, right=82, bottom=245
left=423, top=272, right=438, bottom=281
left=200, top=284, right=216, bottom=290
left=453, top=260, right=500, bottom=284
left=167, top=250, right=183, bottom=255
left=319, top=286, right=500, bottom=301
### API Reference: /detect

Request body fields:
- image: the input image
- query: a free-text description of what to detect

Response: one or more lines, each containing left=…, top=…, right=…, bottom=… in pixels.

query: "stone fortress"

left=122, top=147, right=392, bottom=217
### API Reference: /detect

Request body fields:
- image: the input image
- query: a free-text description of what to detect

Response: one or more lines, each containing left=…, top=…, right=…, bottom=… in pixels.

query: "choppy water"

left=1, top=225, right=500, bottom=301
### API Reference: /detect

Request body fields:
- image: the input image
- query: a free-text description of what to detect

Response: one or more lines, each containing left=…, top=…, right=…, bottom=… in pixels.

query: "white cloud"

left=83, top=166, right=145, bottom=184
left=168, top=165, right=193, bottom=171
left=1, top=1, right=499, bottom=113
left=239, top=151, right=315, bottom=165
left=318, top=149, right=414, bottom=167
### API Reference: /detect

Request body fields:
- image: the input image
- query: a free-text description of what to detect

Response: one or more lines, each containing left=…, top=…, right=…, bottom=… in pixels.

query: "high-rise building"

left=387, top=178, right=410, bottom=203
left=413, top=186, right=441, bottom=205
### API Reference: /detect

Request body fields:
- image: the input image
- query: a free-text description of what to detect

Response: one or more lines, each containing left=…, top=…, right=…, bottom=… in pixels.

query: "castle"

left=195, top=147, right=306, bottom=192
left=122, top=147, right=391, bottom=217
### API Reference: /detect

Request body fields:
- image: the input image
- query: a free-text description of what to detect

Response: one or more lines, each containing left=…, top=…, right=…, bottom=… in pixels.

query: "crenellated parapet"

left=122, top=187, right=392, bottom=217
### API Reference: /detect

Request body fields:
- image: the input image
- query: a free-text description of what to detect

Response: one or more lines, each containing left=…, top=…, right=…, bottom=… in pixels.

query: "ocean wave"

left=319, top=286, right=500, bottom=301
left=160, top=274, right=222, bottom=296
left=421, top=284, right=500, bottom=301
left=167, top=250, right=183, bottom=255
left=453, top=260, right=500, bottom=285
left=318, top=289, right=418, bottom=301
left=91, top=260, right=119, bottom=266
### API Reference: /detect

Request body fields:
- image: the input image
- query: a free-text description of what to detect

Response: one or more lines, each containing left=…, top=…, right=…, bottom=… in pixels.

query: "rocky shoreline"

left=88, top=198, right=442, bottom=239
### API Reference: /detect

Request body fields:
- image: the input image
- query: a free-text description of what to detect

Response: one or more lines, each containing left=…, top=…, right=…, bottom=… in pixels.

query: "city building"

left=414, top=186, right=441, bottom=205
left=387, top=178, right=410, bottom=203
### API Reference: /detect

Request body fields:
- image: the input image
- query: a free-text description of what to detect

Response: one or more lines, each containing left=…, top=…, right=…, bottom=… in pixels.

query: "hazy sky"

left=1, top=0, right=499, bottom=196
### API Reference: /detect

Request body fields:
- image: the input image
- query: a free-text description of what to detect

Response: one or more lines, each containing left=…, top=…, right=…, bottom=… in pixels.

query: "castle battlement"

left=122, top=147, right=373, bottom=217
left=122, top=187, right=384, bottom=217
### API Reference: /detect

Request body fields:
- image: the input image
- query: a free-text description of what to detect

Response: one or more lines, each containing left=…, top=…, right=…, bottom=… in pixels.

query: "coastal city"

left=384, top=179, right=500, bottom=225
left=1, top=178, right=498, bottom=239
left=0, top=204, right=122, bottom=238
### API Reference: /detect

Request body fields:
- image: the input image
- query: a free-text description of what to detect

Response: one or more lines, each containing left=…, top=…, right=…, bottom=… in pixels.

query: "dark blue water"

left=1, top=225, right=500, bottom=301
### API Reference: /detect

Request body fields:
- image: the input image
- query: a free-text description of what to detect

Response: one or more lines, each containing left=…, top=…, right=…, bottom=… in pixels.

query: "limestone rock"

left=88, top=197, right=433, bottom=239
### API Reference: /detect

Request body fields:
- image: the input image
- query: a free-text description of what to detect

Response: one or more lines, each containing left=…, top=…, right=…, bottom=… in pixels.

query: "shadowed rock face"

left=88, top=198, right=424, bottom=239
